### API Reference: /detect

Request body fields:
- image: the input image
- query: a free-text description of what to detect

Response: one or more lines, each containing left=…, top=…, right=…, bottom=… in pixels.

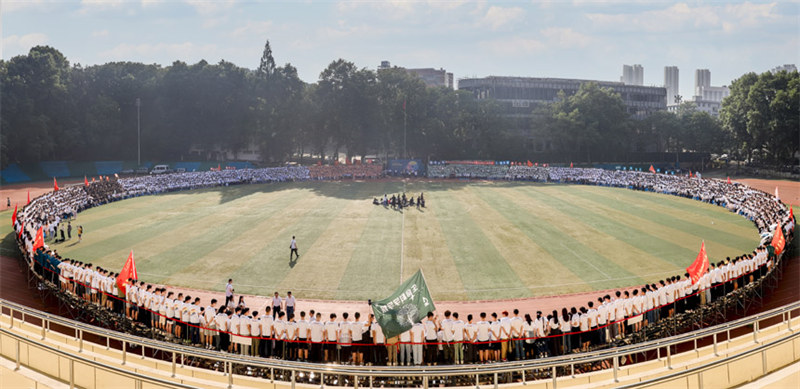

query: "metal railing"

left=2, top=297, right=798, bottom=388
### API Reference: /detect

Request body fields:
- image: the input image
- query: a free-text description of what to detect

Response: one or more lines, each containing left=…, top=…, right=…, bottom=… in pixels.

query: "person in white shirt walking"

left=289, top=236, right=299, bottom=260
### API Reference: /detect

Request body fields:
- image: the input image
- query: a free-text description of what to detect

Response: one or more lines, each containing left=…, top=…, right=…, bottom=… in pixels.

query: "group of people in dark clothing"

left=373, top=193, right=426, bottom=209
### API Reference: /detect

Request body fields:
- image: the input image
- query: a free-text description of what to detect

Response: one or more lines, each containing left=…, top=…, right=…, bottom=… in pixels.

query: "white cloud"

left=481, top=6, right=525, bottom=30
left=184, top=0, right=236, bottom=15
left=141, top=0, right=164, bottom=7
left=479, top=36, right=544, bottom=55
left=91, top=30, right=110, bottom=38
left=99, top=42, right=219, bottom=62
left=78, top=0, right=125, bottom=14
left=427, top=0, right=467, bottom=11
left=230, top=20, right=273, bottom=38
left=336, top=0, right=416, bottom=19
left=586, top=2, right=780, bottom=34
left=2, top=0, right=49, bottom=13
left=540, top=27, right=592, bottom=48
left=2, top=33, right=49, bottom=56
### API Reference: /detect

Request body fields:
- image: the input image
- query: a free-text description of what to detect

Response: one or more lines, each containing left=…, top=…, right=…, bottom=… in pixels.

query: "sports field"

left=17, top=180, right=761, bottom=301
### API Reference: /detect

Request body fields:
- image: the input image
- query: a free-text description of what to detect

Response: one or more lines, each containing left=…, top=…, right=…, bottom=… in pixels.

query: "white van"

left=150, top=165, right=170, bottom=174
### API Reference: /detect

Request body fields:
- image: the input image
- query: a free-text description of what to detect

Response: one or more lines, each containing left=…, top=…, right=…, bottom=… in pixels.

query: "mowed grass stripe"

left=435, top=186, right=529, bottom=300
left=400, top=189, right=469, bottom=301
left=476, top=185, right=642, bottom=288
left=166, top=185, right=342, bottom=294
left=519, top=185, right=695, bottom=273
left=335, top=190, right=407, bottom=301
left=456, top=185, right=585, bottom=297
left=586, top=186, right=755, bottom=240
left=71, top=195, right=180, bottom=230
left=571, top=186, right=757, bottom=254
left=140, top=187, right=311, bottom=285
left=275, top=183, right=382, bottom=299
left=561, top=186, right=755, bottom=261
left=510, top=185, right=678, bottom=276
left=55, top=193, right=227, bottom=263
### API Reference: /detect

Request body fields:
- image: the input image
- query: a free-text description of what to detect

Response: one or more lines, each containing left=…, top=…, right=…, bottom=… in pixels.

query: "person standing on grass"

left=225, top=279, right=234, bottom=308
left=67, top=221, right=72, bottom=240
left=77, top=225, right=83, bottom=242
left=290, top=236, right=299, bottom=260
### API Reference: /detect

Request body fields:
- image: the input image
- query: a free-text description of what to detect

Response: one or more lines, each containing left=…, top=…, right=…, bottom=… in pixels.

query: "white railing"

left=2, top=297, right=798, bottom=388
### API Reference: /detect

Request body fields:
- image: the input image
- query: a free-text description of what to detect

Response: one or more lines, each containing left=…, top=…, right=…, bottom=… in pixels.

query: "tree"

left=256, top=40, right=276, bottom=80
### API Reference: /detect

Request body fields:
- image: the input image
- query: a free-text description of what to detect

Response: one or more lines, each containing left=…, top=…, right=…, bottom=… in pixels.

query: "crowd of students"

left=308, top=164, right=384, bottom=180
left=119, top=167, right=310, bottom=197
left=11, top=165, right=795, bottom=367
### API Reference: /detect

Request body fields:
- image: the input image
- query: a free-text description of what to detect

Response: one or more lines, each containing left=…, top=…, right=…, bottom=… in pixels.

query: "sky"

left=2, top=0, right=798, bottom=99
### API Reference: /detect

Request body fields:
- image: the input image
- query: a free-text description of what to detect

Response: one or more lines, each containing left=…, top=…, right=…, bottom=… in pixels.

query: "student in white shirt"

left=510, top=309, right=524, bottom=361
left=399, top=327, right=412, bottom=366
left=296, top=311, right=310, bottom=362
left=204, top=299, right=218, bottom=350
left=350, top=312, right=366, bottom=365
left=423, top=312, right=438, bottom=365
left=309, top=313, right=324, bottom=362
left=273, top=311, right=287, bottom=359
left=260, top=307, right=275, bottom=358
left=323, top=313, right=339, bottom=363
left=410, top=321, right=426, bottom=366
left=214, top=309, right=230, bottom=352
left=464, top=314, right=478, bottom=364
left=476, top=312, right=491, bottom=362
left=249, top=310, right=261, bottom=357
left=451, top=312, right=465, bottom=364
left=499, top=311, right=512, bottom=361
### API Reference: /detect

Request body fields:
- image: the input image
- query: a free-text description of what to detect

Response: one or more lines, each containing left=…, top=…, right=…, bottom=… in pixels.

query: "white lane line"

left=559, top=241, right=611, bottom=279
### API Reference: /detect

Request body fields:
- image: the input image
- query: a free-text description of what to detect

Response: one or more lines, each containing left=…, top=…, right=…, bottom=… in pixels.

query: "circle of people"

left=14, top=163, right=795, bottom=367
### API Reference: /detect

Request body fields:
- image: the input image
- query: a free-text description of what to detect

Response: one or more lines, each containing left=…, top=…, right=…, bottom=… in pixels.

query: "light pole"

left=136, top=98, right=141, bottom=166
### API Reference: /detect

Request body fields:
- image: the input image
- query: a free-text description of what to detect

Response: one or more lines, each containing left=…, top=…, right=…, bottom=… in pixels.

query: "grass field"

left=3, top=181, right=762, bottom=301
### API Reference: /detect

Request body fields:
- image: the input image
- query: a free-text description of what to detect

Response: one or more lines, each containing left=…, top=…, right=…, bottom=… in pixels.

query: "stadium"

left=2, top=1, right=799, bottom=388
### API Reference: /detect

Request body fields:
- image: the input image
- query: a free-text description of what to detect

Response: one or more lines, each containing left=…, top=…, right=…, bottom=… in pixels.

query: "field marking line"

left=399, top=179, right=406, bottom=283
left=559, top=241, right=612, bottom=279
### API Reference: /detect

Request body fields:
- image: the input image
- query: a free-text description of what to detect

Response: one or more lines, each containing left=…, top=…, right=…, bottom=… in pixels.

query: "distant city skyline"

left=3, top=1, right=798, bottom=101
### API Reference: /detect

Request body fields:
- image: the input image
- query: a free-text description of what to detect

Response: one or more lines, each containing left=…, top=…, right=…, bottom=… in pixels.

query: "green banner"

left=371, top=269, right=435, bottom=339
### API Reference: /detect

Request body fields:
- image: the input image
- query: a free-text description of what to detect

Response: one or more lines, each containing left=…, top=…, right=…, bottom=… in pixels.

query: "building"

left=458, top=76, right=666, bottom=150
left=378, top=60, right=454, bottom=89
left=686, top=69, right=729, bottom=117
left=770, top=64, right=797, bottom=73
left=406, top=68, right=454, bottom=89
left=621, top=64, right=643, bottom=86
left=694, top=69, right=711, bottom=96
left=664, top=66, right=680, bottom=106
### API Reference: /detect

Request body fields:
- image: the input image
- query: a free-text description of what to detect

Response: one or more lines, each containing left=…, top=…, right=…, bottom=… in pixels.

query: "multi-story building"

left=664, top=66, right=679, bottom=106
left=694, top=69, right=711, bottom=96
left=621, top=64, right=644, bottom=85
left=458, top=76, right=666, bottom=150
left=378, top=60, right=454, bottom=89
left=689, top=69, right=729, bottom=117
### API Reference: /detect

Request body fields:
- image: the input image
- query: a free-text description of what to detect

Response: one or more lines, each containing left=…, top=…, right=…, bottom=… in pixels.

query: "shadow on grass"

left=0, top=232, right=20, bottom=259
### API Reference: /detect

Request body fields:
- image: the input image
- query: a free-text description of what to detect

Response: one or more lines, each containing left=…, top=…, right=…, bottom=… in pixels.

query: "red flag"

left=775, top=186, right=780, bottom=201
left=92, top=177, right=96, bottom=183
left=32, top=227, right=44, bottom=252
left=27, top=191, right=30, bottom=205
left=570, top=162, right=574, bottom=168
left=686, top=241, right=709, bottom=284
left=116, top=250, right=138, bottom=294
left=771, top=224, right=785, bottom=256
left=17, top=222, right=24, bottom=238
left=726, top=176, right=731, bottom=184
left=217, top=164, right=221, bottom=171
left=11, top=204, right=17, bottom=226
left=527, top=160, right=533, bottom=167
left=105, top=176, right=109, bottom=182
left=534, top=162, right=538, bottom=167
left=790, top=207, right=794, bottom=221
left=84, top=176, right=89, bottom=187
left=53, top=178, right=59, bottom=191
left=649, top=165, right=656, bottom=173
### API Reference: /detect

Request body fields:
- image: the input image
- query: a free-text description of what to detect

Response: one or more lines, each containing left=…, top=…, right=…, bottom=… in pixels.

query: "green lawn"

left=4, top=181, right=763, bottom=301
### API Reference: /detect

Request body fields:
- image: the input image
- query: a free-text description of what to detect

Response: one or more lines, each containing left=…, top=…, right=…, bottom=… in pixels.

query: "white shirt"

left=476, top=321, right=490, bottom=341
left=324, top=321, right=339, bottom=341
left=225, top=283, right=233, bottom=297
left=310, top=321, right=324, bottom=342
left=371, top=322, right=385, bottom=344
left=296, top=319, right=309, bottom=339
left=351, top=321, right=365, bottom=342
left=411, top=323, right=425, bottom=343
left=499, top=317, right=512, bottom=339
left=510, top=316, right=524, bottom=338
left=272, top=296, right=282, bottom=307
left=441, top=318, right=454, bottom=342
left=260, top=314, right=274, bottom=337
left=285, top=295, right=296, bottom=308
left=451, top=320, right=465, bottom=342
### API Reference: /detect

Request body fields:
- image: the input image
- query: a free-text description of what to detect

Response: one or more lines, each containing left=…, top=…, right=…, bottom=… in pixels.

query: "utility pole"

left=136, top=98, right=141, bottom=166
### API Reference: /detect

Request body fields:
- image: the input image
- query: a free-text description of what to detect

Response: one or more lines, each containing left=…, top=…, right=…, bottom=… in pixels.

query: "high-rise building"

left=694, top=69, right=711, bottom=96
left=664, top=66, right=679, bottom=106
left=770, top=64, right=797, bottom=73
left=621, top=64, right=644, bottom=85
